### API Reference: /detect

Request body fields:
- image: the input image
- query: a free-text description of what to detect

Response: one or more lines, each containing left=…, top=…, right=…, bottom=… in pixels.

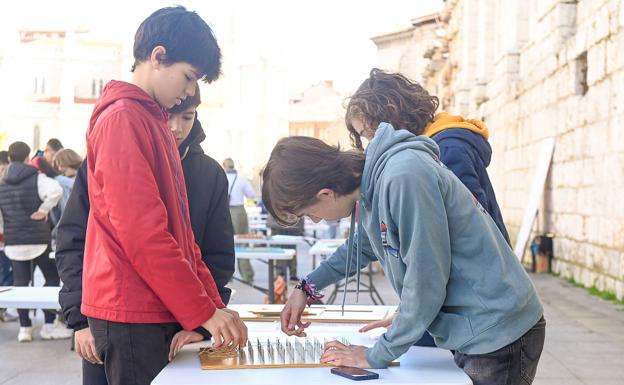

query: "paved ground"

left=0, top=243, right=622, bottom=384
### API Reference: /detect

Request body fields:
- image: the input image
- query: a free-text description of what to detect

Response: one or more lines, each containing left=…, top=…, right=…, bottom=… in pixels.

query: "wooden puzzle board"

left=231, top=304, right=394, bottom=323
left=199, top=336, right=399, bottom=370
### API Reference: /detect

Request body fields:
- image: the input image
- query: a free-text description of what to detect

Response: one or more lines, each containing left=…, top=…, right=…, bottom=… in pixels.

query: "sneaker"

left=18, top=327, right=33, bottom=342
left=0, top=309, right=18, bottom=322
left=40, top=320, right=73, bottom=340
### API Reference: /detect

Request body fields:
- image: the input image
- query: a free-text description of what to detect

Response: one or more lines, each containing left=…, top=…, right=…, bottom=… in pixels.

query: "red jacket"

left=81, top=81, right=225, bottom=330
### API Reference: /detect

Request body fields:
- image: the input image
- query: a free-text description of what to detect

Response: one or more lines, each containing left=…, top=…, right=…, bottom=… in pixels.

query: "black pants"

left=11, top=247, right=59, bottom=327
left=83, top=359, right=108, bottom=385
left=453, top=316, right=546, bottom=385
left=88, top=317, right=182, bottom=385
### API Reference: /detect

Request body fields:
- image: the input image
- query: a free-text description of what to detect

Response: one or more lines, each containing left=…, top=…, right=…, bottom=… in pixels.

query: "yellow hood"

left=424, top=112, right=489, bottom=140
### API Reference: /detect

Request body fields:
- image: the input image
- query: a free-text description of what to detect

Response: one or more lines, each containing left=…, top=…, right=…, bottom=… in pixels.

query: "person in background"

left=267, top=214, right=301, bottom=282
left=223, top=157, right=256, bottom=283
left=31, top=156, right=65, bottom=228
left=0, top=141, right=70, bottom=342
left=53, top=148, right=82, bottom=213
left=43, top=138, right=63, bottom=164
left=0, top=150, right=18, bottom=323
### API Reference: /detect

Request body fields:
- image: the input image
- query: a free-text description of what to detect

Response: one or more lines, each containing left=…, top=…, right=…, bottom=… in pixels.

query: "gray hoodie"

left=307, top=123, right=543, bottom=368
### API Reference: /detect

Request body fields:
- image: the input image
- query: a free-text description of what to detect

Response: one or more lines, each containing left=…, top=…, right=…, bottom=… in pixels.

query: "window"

left=575, top=51, right=588, bottom=96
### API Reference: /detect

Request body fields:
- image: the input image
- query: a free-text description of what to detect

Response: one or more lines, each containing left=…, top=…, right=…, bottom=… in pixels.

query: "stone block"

left=587, top=40, right=607, bottom=86
left=606, top=32, right=624, bottom=73
left=556, top=2, right=578, bottom=29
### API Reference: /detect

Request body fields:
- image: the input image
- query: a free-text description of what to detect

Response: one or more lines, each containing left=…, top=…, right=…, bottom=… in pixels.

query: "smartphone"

left=33, top=149, right=44, bottom=159
left=331, top=367, right=379, bottom=381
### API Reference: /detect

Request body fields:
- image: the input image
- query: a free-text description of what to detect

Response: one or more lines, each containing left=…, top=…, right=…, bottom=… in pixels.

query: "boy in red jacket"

left=83, top=7, right=247, bottom=384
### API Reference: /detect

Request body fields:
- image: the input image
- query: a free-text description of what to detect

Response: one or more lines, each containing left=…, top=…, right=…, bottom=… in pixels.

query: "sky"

left=0, top=0, right=444, bottom=94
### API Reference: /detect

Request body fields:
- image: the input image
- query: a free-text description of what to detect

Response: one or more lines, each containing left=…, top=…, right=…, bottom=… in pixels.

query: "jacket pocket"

left=521, top=316, right=546, bottom=383
left=428, top=311, right=474, bottom=349
left=88, top=317, right=108, bottom=361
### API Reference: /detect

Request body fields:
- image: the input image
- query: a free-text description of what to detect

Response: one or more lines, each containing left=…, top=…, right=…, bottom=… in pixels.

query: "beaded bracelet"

left=294, top=278, right=324, bottom=306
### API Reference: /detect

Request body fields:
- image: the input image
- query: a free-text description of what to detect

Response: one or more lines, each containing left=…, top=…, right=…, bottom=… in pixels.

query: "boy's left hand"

left=320, top=341, right=370, bottom=368
left=169, top=330, right=204, bottom=361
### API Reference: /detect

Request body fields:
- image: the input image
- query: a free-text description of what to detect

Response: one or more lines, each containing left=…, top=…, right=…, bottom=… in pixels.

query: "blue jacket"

left=432, top=128, right=510, bottom=244
left=307, top=123, right=543, bottom=368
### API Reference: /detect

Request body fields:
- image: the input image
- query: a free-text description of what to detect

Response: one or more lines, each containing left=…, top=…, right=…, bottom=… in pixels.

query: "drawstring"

left=341, top=204, right=357, bottom=316
left=356, top=202, right=362, bottom=302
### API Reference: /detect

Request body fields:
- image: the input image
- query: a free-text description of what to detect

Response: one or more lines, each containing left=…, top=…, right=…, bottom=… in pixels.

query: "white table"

left=0, top=286, right=61, bottom=309
left=152, top=322, right=471, bottom=385
left=308, top=239, right=346, bottom=267
left=235, top=247, right=296, bottom=304
left=234, top=235, right=314, bottom=247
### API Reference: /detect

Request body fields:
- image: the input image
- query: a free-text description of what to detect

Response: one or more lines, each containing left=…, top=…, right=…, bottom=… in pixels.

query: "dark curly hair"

left=345, top=68, right=439, bottom=149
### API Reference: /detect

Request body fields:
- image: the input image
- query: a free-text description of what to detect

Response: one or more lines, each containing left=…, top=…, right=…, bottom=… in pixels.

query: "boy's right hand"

left=201, top=308, right=248, bottom=348
left=74, top=327, right=103, bottom=365
left=280, top=288, right=310, bottom=336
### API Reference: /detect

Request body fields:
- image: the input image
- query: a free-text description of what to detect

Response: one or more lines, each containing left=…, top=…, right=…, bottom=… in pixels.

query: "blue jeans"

left=415, top=331, right=436, bottom=347
left=453, top=316, right=546, bottom=385
left=0, top=250, right=13, bottom=286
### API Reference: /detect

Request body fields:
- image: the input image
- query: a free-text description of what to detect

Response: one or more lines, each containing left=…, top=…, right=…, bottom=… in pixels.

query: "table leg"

left=268, top=260, right=275, bottom=304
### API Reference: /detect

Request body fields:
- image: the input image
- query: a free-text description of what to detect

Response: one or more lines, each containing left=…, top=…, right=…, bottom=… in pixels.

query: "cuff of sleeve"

left=73, top=322, right=90, bottom=332
left=194, top=326, right=212, bottom=340
left=366, top=345, right=393, bottom=369
left=181, top=302, right=217, bottom=331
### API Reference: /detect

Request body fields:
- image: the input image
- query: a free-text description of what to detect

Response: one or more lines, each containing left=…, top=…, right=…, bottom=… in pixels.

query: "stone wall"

left=417, top=0, right=624, bottom=298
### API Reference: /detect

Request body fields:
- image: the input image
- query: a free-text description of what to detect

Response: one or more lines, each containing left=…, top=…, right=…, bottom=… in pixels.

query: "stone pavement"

left=0, top=246, right=622, bottom=384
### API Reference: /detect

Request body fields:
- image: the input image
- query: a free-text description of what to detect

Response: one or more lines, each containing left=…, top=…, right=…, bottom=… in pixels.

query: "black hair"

left=168, top=85, right=201, bottom=114
left=46, top=138, right=63, bottom=152
left=132, top=6, right=221, bottom=83
left=0, top=151, right=8, bottom=165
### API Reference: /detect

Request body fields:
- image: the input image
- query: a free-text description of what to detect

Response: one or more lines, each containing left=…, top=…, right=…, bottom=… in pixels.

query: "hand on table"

left=321, top=340, right=370, bottom=368
left=169, top=330, right=204, bottom=361
left=201, top=308, right=248, bottom=349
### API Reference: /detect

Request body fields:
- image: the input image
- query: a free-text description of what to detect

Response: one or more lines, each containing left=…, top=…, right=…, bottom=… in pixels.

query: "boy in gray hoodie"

left=262, top=125, right=545, bottom=385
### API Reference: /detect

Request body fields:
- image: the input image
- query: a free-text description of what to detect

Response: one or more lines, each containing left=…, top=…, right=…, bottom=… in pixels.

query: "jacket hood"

left=424, top=112, right=489, bottom=139
left=179, top=116, right=206, bottom=160
left=88, top=81, right=167, bottom=133
left=423, top=112, right=492, bottom=166
left=4, top=162, right=39, bottom=185
left=339, top=123, right=440, bottom=310
left=432, top=128, right=493, bottom=167
left=361, top=123, right=440, bottom=207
